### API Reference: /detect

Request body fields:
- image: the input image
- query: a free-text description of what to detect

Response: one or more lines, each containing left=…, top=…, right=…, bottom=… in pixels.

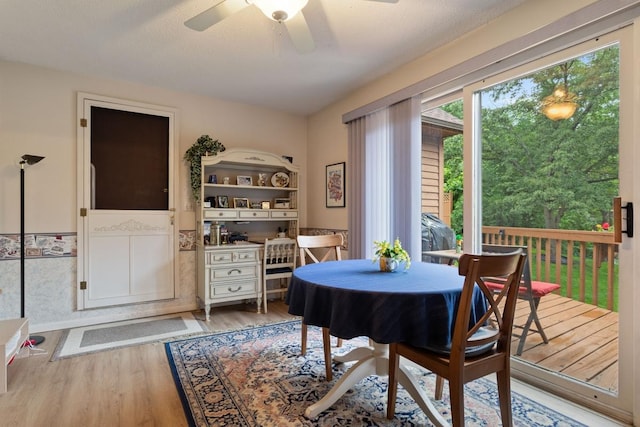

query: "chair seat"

left=529, top=280, right=561, bottom=297
left=421, top=326, right=498, bottom=358
left=265, top=266, right=294, bottom=275
left=485, top=280, right=560, bottom=298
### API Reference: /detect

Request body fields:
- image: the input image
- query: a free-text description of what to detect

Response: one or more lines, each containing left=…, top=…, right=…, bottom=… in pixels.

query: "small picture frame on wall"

left=326, top=162, right=345, bottom=208
left=237, top=175, right=253, bottom=186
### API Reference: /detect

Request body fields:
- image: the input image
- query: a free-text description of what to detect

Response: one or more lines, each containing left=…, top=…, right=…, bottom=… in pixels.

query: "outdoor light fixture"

left=541, top=84, right=578, bottom=121
left=248, top=0, right=308, bottom=22
left=19, top=154, right=46, bottom=345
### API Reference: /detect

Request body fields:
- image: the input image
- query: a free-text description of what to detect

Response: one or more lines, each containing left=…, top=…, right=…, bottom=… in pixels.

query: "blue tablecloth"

left=286, top=259, right=486, bottom=350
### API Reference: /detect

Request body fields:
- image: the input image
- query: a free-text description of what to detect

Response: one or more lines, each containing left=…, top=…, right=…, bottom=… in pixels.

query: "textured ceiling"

left=0, top=0, right=527, bottom=115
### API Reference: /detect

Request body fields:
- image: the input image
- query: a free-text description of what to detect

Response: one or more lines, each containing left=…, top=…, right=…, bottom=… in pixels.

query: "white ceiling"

left=0, top=0, right=528, bottom=115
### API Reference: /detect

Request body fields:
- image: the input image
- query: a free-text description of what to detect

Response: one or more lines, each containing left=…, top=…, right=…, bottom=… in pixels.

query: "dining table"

left=285, top=258, right=486, bottom=425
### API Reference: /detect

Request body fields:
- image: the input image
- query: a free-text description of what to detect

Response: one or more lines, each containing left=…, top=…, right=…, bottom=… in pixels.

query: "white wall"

left=0, top=60, right=307, bottom=330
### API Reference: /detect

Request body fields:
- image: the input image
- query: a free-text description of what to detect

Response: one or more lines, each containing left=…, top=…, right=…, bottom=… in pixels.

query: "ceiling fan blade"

left=284, top=11, right=315, bottom=54
left=185, top=0, right=248, bottom=31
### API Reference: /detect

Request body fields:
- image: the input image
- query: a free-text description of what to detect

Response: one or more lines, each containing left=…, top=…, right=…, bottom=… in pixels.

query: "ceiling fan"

left=185, top=0, right=399, bottom=54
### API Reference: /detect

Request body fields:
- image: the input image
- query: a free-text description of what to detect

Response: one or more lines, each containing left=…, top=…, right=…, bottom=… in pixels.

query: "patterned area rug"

left=165, top=321, right=587, bottom=426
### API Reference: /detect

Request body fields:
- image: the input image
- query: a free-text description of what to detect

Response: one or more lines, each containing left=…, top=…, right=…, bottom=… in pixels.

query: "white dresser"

left=199, top=243, right=262, bottom=321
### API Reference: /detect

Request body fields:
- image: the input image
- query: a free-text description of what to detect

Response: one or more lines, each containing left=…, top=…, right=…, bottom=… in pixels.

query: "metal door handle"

left=613, top=196, right=633, bottom=243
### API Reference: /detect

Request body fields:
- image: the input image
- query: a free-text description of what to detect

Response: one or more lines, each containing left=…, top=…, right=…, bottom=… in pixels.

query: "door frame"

left=462, top=27, right=634, bottom=421
left=76, top=92, right=178, bottom=310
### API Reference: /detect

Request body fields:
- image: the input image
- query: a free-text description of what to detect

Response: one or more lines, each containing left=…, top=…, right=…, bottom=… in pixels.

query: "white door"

left=463, top=27, right=633, bottom=419
left=77, top=93, right=177, bottom=309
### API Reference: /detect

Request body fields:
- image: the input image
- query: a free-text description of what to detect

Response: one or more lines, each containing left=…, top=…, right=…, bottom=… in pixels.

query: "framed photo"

left=273, top=198, right=290, bottom=209
left=208, top=174, right=217, bottom=184
left=261, top=201, right=271, bottom=209
left=237, top=175, right=253, bottom=186
left=326, top=162, right=345, bottom=208
left=216, top=195, right=229, bottom=208
left=233, top=197, right=249, bottom=208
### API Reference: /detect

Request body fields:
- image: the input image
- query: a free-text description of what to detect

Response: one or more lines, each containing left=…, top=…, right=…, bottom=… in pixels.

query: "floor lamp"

left=20, top=154, right=45, bottom=346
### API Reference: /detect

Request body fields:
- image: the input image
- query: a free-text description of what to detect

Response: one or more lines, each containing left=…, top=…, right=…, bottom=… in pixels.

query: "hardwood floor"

left=0, top=295, right=619, bottom=425
left=513, top=293, right=619, bottom=392
left=0, top=301, right=296, bottom=427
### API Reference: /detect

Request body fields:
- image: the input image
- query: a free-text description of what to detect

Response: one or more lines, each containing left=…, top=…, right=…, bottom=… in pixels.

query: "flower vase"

left=379, top=257, right=398, bottom=272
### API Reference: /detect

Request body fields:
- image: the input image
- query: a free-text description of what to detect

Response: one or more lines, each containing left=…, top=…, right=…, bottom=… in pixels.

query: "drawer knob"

left=218, top=212, right=224, bottom=216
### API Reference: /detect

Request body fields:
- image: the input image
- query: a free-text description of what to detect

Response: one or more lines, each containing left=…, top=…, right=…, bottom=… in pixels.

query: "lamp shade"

left=541, top=85, right=578, bottom=121
left=249, top=0, right=309, bottom=22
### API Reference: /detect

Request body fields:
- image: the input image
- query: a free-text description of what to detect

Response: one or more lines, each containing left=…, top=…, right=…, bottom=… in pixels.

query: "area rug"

left=165, top=320, right=587, bottom=427
left=52, top=312, right=207, bottom=360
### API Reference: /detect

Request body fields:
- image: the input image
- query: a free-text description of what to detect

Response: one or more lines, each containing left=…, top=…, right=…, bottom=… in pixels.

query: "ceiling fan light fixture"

left=248, top=0, right=309, bottom=22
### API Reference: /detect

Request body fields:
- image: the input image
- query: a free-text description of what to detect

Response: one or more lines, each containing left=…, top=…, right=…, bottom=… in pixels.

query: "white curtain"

left=347, top=96, right=422, bottom=260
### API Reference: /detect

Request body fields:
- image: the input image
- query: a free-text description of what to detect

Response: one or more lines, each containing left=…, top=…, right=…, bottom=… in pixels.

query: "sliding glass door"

left=462, top=27, right=633, bottom=418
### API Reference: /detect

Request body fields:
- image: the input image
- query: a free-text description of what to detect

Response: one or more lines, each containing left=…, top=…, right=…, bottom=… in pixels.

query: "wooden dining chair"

left=296, top=234, right=344, bottom=381
left=387, top=251, right=527, bottom=427
left=261, top=237, right=297, bottom=314
left=482, top=244, right=561, bottom=355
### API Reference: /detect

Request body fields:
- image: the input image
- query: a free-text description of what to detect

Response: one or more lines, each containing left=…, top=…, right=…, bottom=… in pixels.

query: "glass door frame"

left=461, top=27, right=634, bottom=420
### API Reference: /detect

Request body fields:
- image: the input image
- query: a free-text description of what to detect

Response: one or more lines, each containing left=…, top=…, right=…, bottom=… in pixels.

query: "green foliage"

left=441, top=44, right=619, bottom=232
left=184, top=135, right=226, bottom=201
left=441, top=101, right=464, bottom=233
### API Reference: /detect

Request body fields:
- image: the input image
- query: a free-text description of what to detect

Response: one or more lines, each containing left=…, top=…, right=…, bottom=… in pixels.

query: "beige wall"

left=0, top=60, right=308, bottom=233
left=305, top=0, right=594, bottom=230
left=0, top=60, right=307, bottom=330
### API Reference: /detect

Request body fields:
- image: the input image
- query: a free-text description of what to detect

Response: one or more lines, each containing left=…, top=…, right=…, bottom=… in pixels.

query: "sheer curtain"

left=347, top=96, right=421, bottom=260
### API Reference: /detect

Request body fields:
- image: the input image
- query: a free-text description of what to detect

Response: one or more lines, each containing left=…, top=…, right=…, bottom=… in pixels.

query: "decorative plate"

left=271, top=172, right=289, bottom=187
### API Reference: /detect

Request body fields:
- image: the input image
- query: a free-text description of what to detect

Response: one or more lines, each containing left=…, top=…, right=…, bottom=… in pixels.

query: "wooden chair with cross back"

left=296, top=234, right=344, bottom=381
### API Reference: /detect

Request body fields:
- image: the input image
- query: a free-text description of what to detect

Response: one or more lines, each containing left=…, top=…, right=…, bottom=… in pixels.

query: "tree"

left=441, top=44, right=619, bottom=232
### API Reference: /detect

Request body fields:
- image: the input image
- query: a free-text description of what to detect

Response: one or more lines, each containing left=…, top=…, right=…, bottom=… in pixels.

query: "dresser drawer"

left=211, top=279, right=259, bottom=297
left=239, top=210, right=270, bottom=219
left=210, top=265, right=258, bottom=281
left=204, top=209, right=238, bottom=219
left=233, top=250, right=258, bottom=262
left=205, top=249, right=258, bottom=264
left=271, top=210, right=298, bottom=218
left=205, top=251, right=234, bottom=264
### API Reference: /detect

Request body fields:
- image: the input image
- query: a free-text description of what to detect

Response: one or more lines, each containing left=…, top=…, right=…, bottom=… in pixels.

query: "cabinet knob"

left=218, top=212, right=224, bottom=216
left=252, top=212, right=257, bottom=216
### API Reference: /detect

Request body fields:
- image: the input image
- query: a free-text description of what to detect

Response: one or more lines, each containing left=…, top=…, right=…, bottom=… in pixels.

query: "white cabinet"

left=199, top=244, right=261, bottom=321
left=196, top=149, right=300, bottom=318
left=1, top=318, right=28, bottom=393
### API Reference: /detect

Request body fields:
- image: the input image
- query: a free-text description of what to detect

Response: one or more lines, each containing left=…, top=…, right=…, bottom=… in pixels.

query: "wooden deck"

left=512, top=293, right=619, bottom=392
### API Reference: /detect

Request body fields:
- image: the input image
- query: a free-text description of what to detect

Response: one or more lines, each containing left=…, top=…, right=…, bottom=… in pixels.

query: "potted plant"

left=184, top=135, right=226, bottom=201
left=373, top=238, right=411, bottom=272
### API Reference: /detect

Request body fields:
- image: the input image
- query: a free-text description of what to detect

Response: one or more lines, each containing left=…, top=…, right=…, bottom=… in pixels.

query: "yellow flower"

left=373, top=238, right=411, bottom=269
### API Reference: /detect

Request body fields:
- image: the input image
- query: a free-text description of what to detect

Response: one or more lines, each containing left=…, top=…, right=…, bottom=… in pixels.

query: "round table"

left=285, top=259, right=484, bottom=423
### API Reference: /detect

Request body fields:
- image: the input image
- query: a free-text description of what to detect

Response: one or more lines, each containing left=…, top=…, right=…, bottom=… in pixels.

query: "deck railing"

left=482, top=226, right=618, bottom=310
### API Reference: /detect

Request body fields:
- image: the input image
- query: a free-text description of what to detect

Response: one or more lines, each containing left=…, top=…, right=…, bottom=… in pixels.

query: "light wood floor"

left=0, top=301, right=296, bottom=427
